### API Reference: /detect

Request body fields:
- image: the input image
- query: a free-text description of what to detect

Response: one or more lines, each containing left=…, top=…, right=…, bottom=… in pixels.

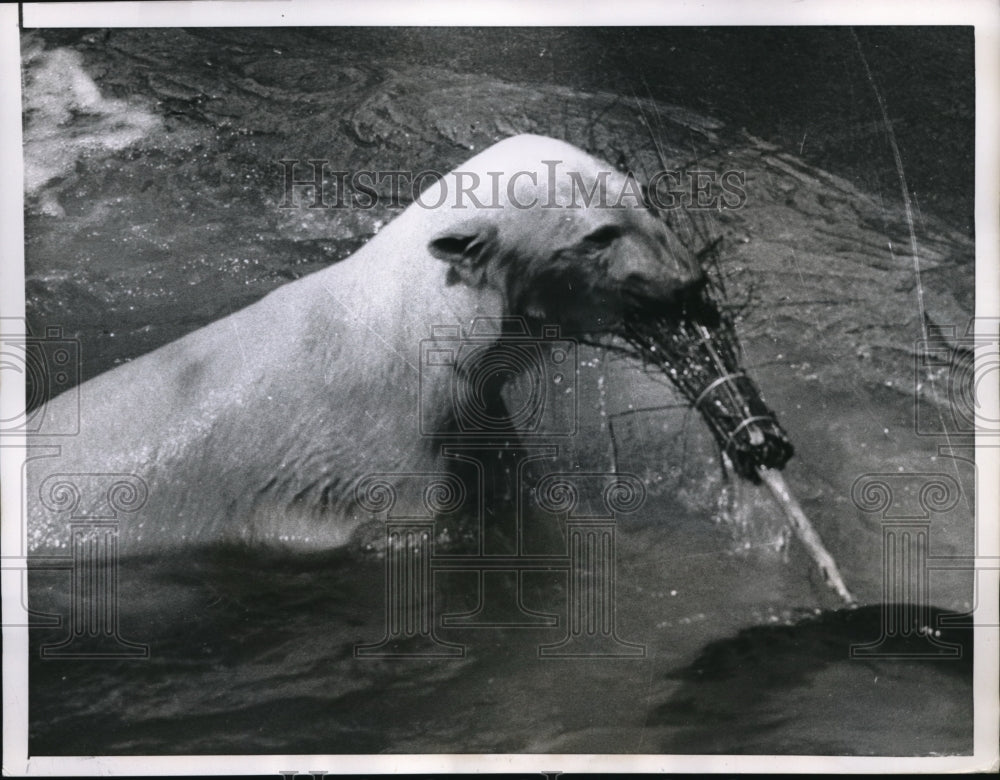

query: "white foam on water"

left=22, top=38, right=161, bottom=215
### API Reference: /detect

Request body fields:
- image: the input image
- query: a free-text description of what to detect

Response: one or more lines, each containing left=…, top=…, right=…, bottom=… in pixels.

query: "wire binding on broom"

left=616, top=218, right=854, bottom=605
left=619, top=281, right=794, bottom=482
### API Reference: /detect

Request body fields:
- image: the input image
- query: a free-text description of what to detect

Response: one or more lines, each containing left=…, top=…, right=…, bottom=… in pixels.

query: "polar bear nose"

left=619, top=271, right=712, bottom=323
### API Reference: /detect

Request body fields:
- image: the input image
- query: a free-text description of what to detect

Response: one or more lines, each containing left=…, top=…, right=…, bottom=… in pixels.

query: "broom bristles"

left=621, top=284, right=794, bottom=481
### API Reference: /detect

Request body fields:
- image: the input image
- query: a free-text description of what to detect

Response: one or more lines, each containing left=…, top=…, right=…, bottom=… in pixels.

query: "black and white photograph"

left=1, top=1, right=997, bottom=775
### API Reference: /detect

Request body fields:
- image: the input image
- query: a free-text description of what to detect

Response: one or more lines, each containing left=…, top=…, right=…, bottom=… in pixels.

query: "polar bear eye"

left=583, top=225, right=623, bottom=246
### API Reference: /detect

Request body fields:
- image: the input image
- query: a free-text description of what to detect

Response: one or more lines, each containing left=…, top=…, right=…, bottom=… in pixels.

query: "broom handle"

left=757, top=466, right=857, bottom=606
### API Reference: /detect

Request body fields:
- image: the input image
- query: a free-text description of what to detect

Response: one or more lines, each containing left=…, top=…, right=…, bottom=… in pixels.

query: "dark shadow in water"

left=650, top=605, right=974, bottom=755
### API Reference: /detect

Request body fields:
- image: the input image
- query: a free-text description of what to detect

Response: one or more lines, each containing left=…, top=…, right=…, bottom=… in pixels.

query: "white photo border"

left=2, top=0, right=997, bottom=775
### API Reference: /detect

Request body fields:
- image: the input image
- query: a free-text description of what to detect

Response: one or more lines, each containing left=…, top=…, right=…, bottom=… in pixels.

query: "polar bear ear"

left=428, top=220, right=498, bottom=286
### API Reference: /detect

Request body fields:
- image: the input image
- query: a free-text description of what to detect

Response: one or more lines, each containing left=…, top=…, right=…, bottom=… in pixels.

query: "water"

left=22, top=28, right=975, bottom=757
left=28, top=544, right=972, bottom=755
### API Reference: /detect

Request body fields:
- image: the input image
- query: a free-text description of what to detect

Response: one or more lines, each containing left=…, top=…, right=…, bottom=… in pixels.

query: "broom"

left=621, top=261, right=857, bottom=607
